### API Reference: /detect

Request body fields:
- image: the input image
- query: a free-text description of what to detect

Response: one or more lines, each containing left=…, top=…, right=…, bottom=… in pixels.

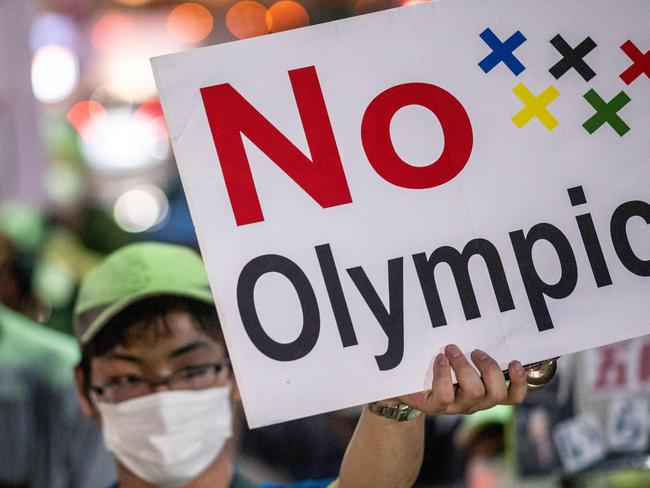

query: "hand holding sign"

left=396, top=345, right=528, bottom=415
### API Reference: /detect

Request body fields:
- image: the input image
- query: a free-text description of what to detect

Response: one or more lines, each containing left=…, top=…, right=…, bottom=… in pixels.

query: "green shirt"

left=0, top=304, right=115, bottom=487
left=0, top=303, right=79, bottom=386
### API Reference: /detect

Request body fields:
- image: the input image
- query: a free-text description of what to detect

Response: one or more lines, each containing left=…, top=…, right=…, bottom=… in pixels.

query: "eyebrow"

left=107, top=353, right=142, bottom=364
left=168, top=340, right=211, bottom=359
left=106, top=340, right=213, bottom=363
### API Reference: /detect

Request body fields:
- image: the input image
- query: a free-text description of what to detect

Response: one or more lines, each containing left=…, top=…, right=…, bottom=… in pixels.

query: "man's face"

left=77, top=309, right=234, bottom=414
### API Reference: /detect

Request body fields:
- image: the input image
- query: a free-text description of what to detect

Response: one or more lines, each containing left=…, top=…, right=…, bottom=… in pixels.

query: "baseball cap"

left=74, top=242, right=214, bottom=345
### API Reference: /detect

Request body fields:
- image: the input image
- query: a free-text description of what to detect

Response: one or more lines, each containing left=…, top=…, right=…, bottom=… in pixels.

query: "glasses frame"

left=90, top=360, right=231, bottom=402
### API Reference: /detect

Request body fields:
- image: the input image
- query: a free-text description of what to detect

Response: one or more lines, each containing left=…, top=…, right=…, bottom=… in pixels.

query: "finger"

left=445, top=344, right=485, bottom=410
left=470, top=349, right=508, bottom=409
left=504, top=360, right=527, bottom=405
left=422, top=353, right=454, bottom=414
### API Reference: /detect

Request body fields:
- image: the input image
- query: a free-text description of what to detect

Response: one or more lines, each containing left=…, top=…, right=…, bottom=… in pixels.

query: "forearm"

left=337, top=407, right=425, bottom=488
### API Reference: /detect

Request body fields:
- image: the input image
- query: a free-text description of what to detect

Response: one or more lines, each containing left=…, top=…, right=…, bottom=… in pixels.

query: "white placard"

left=584, top=337, right=650, bottom=397
left=152, top=0, right=650, bottom=427
left=553, top=414, right=606, bottom=473
left=607, top=398, right=650, bottom=452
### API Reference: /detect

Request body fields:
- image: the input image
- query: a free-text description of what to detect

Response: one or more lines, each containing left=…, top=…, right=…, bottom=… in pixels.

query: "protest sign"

left=152, top=0, right=650, bottom=427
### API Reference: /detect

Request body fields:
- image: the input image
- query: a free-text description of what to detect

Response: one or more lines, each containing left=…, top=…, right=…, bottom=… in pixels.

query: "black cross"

left=549, top=34, right=597, bottom=81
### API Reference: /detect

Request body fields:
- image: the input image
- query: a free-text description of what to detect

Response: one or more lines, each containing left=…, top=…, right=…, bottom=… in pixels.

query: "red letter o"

left=361, top=83, right=473, bottom=189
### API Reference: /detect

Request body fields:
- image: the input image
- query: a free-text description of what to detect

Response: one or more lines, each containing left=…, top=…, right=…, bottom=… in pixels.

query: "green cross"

left=583, top=89, right=631, bottom=136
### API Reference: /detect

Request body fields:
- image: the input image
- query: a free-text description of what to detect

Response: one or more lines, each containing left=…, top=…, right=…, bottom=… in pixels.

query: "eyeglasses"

left=90, top=361, right=230, bottom=403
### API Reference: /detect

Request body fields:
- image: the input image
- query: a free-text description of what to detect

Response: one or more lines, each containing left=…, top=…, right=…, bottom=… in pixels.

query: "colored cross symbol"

left=619, top=40, right=650, bottom=85
left=549, top=34, right=597, bottom=81
left=478, top=28, right=527, bottom=75
left=583, top=89, right=631, bottom=137
left=512, top=83, right=560, bottom=131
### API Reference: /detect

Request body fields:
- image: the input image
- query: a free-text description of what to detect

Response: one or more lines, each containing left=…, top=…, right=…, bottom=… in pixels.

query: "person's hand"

left=396, top=344, right=528, bottom=415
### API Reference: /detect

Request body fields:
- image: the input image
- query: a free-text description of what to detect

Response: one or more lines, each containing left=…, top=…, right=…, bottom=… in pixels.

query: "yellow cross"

left=512, top=83, right=560, bottom=131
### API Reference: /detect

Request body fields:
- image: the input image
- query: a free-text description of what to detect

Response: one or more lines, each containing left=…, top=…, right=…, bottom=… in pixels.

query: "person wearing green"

left=0, top=302, right=115, bottom=487
left=72, top=242, right=529, bottom=488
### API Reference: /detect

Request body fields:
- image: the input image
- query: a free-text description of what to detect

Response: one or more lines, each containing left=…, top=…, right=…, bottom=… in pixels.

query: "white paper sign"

left=607, top=397, right=650, bottom=452
left=584, top=337, right=650, bottom=398
left=152, top=0, right=650, bottom=427
left=553, top=414, right=606, bottom=473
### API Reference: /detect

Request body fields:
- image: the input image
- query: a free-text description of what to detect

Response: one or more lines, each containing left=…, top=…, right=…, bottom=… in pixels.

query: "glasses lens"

left=171, top=364, right=226, bottom=390
left=108, top=380, right=151, bottom=402
left=98, top=362, right=229, bottom=402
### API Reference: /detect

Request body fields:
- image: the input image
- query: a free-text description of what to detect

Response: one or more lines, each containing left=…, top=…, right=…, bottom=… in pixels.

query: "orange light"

left=67, top=100, right=107, bottom=142
left=402, top=0, right=428, bottom=5
left=226, top=1, right=269, bottom=39
left=166, top=3, right=214, bottom=44
left=92, top=13, right=136, bottom=52
left=266, top=1, right=309, bottom=33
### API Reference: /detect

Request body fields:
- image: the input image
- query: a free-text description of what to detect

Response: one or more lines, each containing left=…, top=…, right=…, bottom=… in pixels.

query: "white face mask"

left=97, top=386, right=233, bottom=487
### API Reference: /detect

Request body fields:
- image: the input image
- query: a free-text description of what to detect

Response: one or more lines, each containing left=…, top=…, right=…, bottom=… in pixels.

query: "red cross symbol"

left=619, top=40, right=650, bottom=85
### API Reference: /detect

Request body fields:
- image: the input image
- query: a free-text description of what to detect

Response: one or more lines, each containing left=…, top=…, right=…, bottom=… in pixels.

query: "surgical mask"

left=97, top=386, right=233, bottom=487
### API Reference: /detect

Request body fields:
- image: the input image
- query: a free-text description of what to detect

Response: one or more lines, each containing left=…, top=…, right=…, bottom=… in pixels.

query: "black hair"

left=79, top=295, right=223, bottom=393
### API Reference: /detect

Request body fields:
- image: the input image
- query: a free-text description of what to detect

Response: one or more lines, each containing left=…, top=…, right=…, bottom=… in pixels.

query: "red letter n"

left=200, top=66, right=352, bottom=226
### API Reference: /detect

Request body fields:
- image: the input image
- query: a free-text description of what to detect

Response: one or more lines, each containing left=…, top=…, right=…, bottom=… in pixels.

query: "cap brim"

left=79, top=286, right=215, bottom=345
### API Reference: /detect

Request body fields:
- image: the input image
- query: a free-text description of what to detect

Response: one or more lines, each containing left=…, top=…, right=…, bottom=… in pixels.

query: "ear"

left=74, top=366, right=100, bottom=420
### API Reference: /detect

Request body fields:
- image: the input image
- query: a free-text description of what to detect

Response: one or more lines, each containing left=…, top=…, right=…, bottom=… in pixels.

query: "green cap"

left=74, top=242, right=214, bottom=345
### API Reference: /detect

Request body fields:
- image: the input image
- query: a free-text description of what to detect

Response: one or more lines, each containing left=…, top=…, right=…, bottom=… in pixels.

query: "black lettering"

left=611, top=200, right=650, bottom=276
left=237, top=254, right=319, bottom=361
left=412, top=238, right=515, bottom=328
left=568, top=186, right=613, bottom=287
left=346, top=258, right=404, bottom=371
left=510, top=224, right=578, bottom=332
left=315, top=243, right=358, bottom=347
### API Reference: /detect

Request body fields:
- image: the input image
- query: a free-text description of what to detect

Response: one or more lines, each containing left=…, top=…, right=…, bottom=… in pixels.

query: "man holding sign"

left=72, top=242, right=528, bottom=488
left=151, top=0, right=649, bottom=428
left=75, top=0, right=647, bottom=483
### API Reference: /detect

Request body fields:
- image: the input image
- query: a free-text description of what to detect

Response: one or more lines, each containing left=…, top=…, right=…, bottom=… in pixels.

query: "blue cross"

left=478, top=28, right=527, bottom=75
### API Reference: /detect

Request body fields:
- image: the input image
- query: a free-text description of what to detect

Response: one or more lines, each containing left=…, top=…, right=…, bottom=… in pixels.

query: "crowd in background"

left=1, top=0, right=650, bottom=486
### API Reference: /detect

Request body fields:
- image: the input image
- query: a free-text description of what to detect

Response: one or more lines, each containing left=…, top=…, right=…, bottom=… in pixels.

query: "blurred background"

left=1, top=1, right=650, bottom=487
left=2, top=0, right=426, bottom=336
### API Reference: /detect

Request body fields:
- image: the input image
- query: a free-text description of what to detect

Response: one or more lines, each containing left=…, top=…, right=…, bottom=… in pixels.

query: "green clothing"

left=0, top=304, right=115, bottom=487
left=0, top=303, right=78, bottom=386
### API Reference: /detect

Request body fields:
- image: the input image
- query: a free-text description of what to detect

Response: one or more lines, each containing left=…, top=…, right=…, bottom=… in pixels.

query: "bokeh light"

left=92, top=12, right=137, bottom=52
left=136, top=99, right=169, bottom=141
left=102, top=49, right=157, bottom=102
left=30, top=13, right=78, bottom=52
left=67, top=100, right=107, bottom=142
left=266, top=1, right=310, bottom=33
left=226, top=1, right=269, bottom=39
left=33, top=261, right=76, bottom=308
left=90, top=83, right=131, bottom=108
left=95, top=13, right=183, bottom=103
left=80, top=107, right=169, bottom=173
left=31, top=45, right=79, bottom=104
left=167, top=3, right=214, bottom=44
left=44, top=163, right=85, bottom=206
left=113, top=185, right=169, bottom=233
